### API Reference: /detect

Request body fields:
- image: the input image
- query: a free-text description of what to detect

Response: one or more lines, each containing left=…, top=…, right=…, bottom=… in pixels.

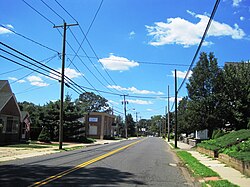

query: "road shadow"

left=0, top=164, right=145, bottom=186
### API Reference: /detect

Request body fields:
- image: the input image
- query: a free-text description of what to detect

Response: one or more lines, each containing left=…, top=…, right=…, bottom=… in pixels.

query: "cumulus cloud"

left=127, top=99, right=153, bottom=105
left=99, top=54, right=139, bottom=71
left=171, top=70, right=192, bottom=79
left=129, top=31, right=136, bottom=39
left=0, top=24, right=14, bottom=35
left=49, top=68, right=82, bottom=80
left=27, top=75, right=49, bottom=87
left=240, top=16, right=245, bottom=21
left=169, top=97, right=183, bottom=103
left=146, top=11, right=245, bottom=47
left=107, top=85, right=164, bottom=95
left=8, top=77, right=26, bottom=83
left=233, top=0, right=242, bottom=7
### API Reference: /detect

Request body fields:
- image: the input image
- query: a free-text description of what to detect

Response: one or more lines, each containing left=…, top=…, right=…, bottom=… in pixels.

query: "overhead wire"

left=177, top=0, right=220, bottom=93
left=54, top=0, right=125, bottom=94
left=10, top=54, right=57, bottom=84
left=0, top=42, right=85, bottom=94
left=27, top=0, right=118, bottom=96
left=0, top=24, right=59, bottom=54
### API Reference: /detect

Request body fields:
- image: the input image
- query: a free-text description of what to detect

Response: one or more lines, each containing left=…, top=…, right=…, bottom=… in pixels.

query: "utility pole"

left=168, top=85, right=170, bottom=142
left=54, top=22, right=78, bottom=150
left=122, top=95, right=128, bottom=138
left=174, top=69, right=178, bottom=148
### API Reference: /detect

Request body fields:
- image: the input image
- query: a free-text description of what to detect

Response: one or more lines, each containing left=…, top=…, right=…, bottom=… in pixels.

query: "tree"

left=126, top=114, right=136, bottom=137
left=223, top=63, right=250, bottom=129
left=149, top=115, right=163, bottom=136
left=186, top=52, right=224, bottom=137
left=76, top=92, right=111, bottom=113
left=38, top=126, right=51, bottom=143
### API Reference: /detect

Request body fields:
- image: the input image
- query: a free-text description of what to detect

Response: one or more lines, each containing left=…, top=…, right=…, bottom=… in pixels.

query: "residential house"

left=84, top=112, right=116, bottom=139
left=0, top=80, right=21, bottom=145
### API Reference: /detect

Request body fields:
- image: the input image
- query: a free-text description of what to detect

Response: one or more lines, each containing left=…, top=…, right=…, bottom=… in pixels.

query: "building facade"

left=85, top=112, right=116, bottom=139
left=0, top=80, right=21, bottom=145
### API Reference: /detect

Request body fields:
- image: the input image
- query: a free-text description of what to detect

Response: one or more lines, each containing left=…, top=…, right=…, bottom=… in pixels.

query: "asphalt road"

left=0, top=137, right=194, bottom=187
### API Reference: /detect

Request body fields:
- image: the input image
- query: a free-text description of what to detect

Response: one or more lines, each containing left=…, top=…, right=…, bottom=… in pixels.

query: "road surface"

left=0, top=137, right=194, bottom=186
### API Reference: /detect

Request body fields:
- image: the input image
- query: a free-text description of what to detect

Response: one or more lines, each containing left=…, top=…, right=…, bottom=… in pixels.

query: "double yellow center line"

left=29, top=139, right=143, bottom=187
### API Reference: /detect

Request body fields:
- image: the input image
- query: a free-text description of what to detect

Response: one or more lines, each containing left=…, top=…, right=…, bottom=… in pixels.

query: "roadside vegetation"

left=176, top=150, right=239, bottom=187
left=197, top=129, right=250, bottom=162
left=177, top=151, right=219, bottom=177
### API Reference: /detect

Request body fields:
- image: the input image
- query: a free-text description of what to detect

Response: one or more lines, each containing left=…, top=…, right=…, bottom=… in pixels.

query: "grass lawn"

left=176, top=151, right=239, bottom=186
left=176, top=151, right=219, bottom=177
left=203, top=180, right=239, bottom=187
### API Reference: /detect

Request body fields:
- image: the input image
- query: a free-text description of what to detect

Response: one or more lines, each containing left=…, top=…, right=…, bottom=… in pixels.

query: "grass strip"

left=204, top=180, right=239, bottom=187
left=176, top=151, right=219, bottom=177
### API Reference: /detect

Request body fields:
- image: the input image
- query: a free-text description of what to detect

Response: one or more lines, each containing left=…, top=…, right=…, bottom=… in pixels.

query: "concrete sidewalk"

left=0, top=139, right=130, bottom=163
left=169, top=140, right=250, bottom=187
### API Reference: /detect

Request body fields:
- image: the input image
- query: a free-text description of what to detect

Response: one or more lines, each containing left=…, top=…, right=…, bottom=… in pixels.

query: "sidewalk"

left=169, top=140, right=250, bottom=187
left=0, top=139, right=130, bottom=163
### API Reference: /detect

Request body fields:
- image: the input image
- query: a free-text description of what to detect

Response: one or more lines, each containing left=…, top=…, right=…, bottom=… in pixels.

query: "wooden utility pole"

left=54, top=22, right=78, bottom=150
left=122, top=95, right=128, bottom=138
left=168, top=85, right=170, bottom=142
left=174, top=69, right=178, bottom=148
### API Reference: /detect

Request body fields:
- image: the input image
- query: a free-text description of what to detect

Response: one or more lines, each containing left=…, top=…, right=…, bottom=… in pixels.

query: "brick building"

left=85, top=112, right=116, bottom=139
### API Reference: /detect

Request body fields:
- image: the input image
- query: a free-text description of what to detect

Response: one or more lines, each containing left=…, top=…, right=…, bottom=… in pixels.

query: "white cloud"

left=233, top=0, right=242, bottom=7
left=146, top=108, right=153, bottom=111
left=8, top=77, right=26, bottom=83
left=169, top=97, right=183, bottom=103
left=0, top=24, right=14, bottom=35
left=99, top=54, right=139, bottom=71
left=171, top=70, right=192, bottom=79
left=107, top=85, right=164, bottom=95
left=27, top=75, right=49, bottom=87
left=49, top=68, right=82, bottom=80
left=146, top=11, right=245, bottom=47
left=17, top=79, right=26, bottom=83
left=240, top=16, right=245, bottom=21
left=129, top=31, right=136, bottom=38
left=127, top=99, right=153, bottom=105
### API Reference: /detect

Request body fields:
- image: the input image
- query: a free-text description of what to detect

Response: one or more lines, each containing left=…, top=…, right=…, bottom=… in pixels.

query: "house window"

left=0, top=118, right=3, bottom=133
left=6, top=117, right=13, bottom=133
left=6, top=117, right=19, bottom=133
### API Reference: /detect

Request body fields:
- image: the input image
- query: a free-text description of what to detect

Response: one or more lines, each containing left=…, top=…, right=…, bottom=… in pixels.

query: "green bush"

left=76, top=136, right=96, bottom=143
left=213, top=130, right=226, bottom=139
left=197, top=129, right=250, bottom=151
left=38, top=127, right=51, bottom=143
left=212, top=129, right=220, bottom=139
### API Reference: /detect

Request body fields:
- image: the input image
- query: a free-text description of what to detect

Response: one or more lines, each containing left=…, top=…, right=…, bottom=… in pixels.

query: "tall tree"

left=186, top=52, right=224, bottom=137
left=126, top=113, right=136, bottom=137
left=223, top=63, right=250, bottom=129
left=76, top=92, right=111, bottom=113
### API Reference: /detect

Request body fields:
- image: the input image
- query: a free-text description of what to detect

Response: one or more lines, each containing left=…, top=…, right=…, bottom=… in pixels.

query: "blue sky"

left=0, top=0, right=249, bottom=119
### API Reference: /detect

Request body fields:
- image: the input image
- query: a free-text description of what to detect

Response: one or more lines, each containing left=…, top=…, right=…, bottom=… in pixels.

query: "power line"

left=10, top=54, right=57, bottom=84
left=54, top=0, right=124, bottom=94
left=0, top=42, right=85, bottom=94
left=177, top=0, right=220, bottom=93
left=0, top=67, right=23, bottom=76
left=22, top=0, right=55, bottom=26
left=66, top=54, right=190, bottom=67
left=40, top=0, right=65, bottom=21
left=0, top=24, right=59, bottom=54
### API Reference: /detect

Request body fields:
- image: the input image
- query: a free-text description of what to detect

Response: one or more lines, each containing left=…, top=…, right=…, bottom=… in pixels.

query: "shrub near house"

left=197, top=129, right=250, bottom=176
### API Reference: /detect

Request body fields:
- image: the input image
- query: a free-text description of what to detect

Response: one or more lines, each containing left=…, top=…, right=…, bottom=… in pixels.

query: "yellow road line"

left=28, top=139, right=143, bottom=187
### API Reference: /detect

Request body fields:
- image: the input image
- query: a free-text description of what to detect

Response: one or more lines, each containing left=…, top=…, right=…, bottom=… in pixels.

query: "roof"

left=0, top=80, right=21, bottom=117
left=0, top=80, right=12, bottom=93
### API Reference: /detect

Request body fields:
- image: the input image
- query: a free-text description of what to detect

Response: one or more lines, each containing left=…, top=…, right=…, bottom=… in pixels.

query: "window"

left=0, top=118, right=3, bottom=133
left=5, top=117, right=19, bottom=133
left=6, top=117, right=13, bottom=133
